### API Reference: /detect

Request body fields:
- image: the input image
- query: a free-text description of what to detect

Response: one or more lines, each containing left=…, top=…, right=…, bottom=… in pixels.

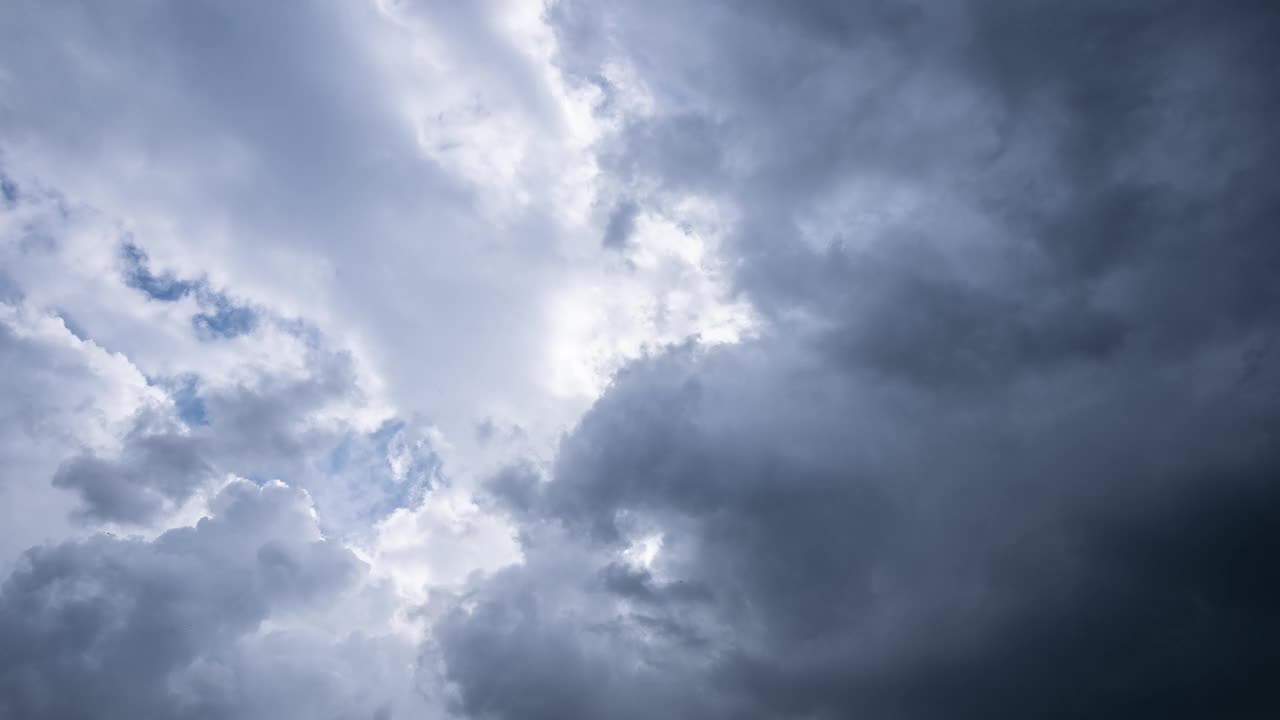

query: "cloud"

left=52, top=431, right=212, bottom=525
left=1, top=0, right=746, bottom=476
left=0, top=301, right=163, bottom=572
left=601, top=198, right=639, bottom=250
left=121, top=240, right=261, bottom=340
left=20, top=297, right=433, bottom=531
left=436, top=1, right=1280, bottom=718
left=0, top=478, right=431, bottom=720
left=2, top=0, right=1279, bottom=718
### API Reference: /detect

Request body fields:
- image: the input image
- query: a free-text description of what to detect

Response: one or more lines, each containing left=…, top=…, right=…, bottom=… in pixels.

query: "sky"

left=0, top=1, right=1277, bottom=718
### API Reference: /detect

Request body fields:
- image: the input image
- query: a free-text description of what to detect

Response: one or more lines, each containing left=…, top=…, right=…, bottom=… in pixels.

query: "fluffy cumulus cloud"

left=0, top=479, right=428, bottom=719
left=2, top=0, right=1278, bottom=718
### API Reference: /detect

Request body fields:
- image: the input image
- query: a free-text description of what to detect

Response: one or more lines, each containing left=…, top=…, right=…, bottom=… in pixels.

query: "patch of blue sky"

left=121, top=242, right=196, bottom=302
left=324, top=421, right=441, bottom=521
left=0, top=173, right=18, bottom=207
left=192, top=298, right=257, bottom=340
left=170, top=375, right=209, bottom=427
left=121, top=241, right=258, bottom=340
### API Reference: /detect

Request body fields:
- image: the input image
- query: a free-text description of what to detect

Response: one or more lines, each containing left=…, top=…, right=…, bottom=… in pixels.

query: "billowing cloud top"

left=2, top=1, right=1279, bottom=718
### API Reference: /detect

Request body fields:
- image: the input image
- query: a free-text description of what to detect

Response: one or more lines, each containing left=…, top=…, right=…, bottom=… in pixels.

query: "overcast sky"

left=1, top=1, right=1278, bottom=718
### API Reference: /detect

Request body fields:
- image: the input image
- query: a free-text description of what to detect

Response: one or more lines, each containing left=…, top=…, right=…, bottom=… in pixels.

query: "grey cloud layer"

left=444, top=1, right=1280, bottom=718
left=1, top=0, right=1278, bottom=718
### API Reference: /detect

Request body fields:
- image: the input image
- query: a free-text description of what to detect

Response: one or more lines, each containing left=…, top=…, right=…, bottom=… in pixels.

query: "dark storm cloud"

left=598, top=561, right=713, bottom=607
left=436, top=542, right=727, bottom=720
left=442, top=1, right=1280, bottom=718
left=508, top=340, right=1279, bottom=719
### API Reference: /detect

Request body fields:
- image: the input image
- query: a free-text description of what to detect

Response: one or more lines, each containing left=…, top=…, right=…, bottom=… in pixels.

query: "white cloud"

left=0, top=0, right=758, bottom=715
